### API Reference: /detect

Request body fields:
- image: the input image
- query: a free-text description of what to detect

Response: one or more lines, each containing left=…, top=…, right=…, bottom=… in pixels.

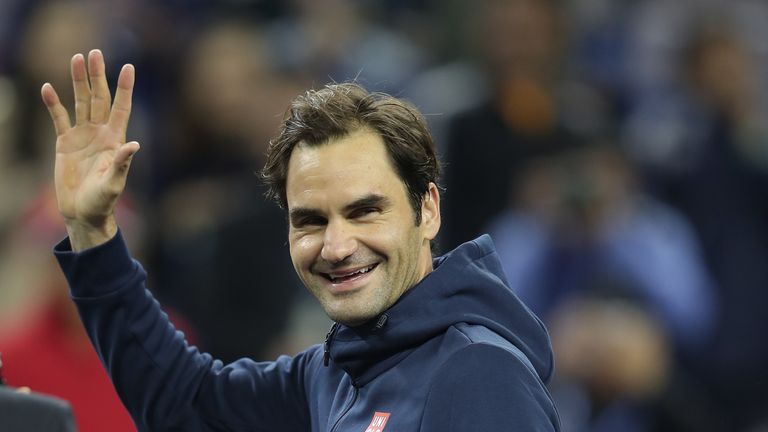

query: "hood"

left=329, top=234, right=554, bottom=386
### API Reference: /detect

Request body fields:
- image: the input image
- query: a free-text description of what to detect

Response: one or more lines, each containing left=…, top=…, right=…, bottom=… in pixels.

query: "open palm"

left=41, top=50, right=139, bottom=228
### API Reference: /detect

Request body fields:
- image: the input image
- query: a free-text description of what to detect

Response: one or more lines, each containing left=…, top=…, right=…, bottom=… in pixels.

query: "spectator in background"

left=0, top=188, right=145, bottom=432
left=149, top=19, right=306, bottom=362
left=0, top=0, right=106, bottom=239
left=485, top=142, right=720, bottom=431
left=624, top=24, right=768, bottom=429
left=268, top=0, right=425, bottom=93
left=8, top=0, right=107, bottom=170
left=488, top=144, right=717, bottom=351
left=442, top=0, right=593, bottom=250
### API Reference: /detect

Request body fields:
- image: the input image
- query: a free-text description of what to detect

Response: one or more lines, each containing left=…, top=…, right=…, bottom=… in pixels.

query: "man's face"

left=286, top=128, right=440, bottom=326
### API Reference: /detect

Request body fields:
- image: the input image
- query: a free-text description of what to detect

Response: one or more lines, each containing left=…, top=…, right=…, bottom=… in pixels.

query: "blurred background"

left=0, top=0, right=767, bottom=430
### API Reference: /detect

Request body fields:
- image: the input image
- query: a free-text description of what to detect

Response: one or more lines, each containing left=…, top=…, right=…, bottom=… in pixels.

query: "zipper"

left=372, top=313, right=388, bottom=332
left=323, top=322, right=339, bottom=367
left=330, top=386, right=358, bottom=432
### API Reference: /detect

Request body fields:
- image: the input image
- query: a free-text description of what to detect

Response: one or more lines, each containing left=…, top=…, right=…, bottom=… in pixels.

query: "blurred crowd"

left=0, top=0, right=767, bottom=431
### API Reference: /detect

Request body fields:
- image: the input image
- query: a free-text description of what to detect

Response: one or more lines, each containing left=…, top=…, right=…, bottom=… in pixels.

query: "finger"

left=41, top=83, right=72, bottom=136
left=71, top=53, right=90, bottom=125
left=16, top=387, right=31, bottom=394
left=88, top=49, right=111, bottom=124
left=108, top=64, right=135, bottom=140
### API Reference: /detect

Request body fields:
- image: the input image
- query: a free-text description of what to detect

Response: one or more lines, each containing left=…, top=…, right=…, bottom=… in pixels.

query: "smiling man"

left=42, top=50, right=560, bottom=431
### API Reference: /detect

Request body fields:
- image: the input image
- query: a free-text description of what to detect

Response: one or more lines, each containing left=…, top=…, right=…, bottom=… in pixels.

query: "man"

left=0, top=386, right=78, bottom=432
left=2, top=355, right=75, bottom=431
left=41, top=49, right=560, bottom=431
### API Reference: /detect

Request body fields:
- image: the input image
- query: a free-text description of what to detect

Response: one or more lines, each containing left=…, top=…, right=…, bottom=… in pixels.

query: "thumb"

left=113, top=141, right=140, bottom=173
left=107, top=141, right=140, bottom=193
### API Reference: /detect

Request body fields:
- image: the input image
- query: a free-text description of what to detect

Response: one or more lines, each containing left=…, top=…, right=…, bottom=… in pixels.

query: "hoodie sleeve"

left=54, top=230, right=311, bottom=432
left=419, top=343, right=560, bottom=432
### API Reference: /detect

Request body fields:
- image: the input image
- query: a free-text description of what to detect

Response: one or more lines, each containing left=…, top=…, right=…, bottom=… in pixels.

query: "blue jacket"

left=55, top=232, right=559, bottom=431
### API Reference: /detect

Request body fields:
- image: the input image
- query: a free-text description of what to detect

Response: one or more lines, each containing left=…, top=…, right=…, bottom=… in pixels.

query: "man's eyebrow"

left=344, top=194, right=391, bottom=212
left=289, top=194, right=392, bottom=223
left=289, top=207, right=322, bottom=223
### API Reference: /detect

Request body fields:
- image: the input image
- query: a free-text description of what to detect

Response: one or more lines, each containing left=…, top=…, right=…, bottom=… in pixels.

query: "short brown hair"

left=262, top=83, right=441, bottom=225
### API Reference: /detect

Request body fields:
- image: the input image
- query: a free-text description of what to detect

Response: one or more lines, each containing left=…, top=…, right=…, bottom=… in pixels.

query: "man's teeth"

left=329, top=265, right=375, bottom=281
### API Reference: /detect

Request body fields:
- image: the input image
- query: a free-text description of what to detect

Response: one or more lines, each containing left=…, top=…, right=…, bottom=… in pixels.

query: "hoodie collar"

left=327, top=235, right=554, bottom=387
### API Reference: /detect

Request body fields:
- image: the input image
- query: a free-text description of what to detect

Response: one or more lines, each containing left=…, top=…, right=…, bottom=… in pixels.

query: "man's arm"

left=54, top=231, right=312, bottom=430
left=420, top=344, right=560, bottom=432
left=42, top=51, right=311, bottom=431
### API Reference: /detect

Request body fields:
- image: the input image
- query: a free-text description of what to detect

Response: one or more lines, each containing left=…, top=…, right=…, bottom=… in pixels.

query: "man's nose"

left=321, top=220, right=358, bottom=263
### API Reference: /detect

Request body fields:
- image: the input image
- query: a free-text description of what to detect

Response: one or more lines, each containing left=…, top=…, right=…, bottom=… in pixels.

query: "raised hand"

left=41, top=49, right=139, bottom=251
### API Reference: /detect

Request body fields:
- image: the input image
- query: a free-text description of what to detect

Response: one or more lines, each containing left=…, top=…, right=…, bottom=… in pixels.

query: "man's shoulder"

left=443, top=323, right=538, bottom=378
left=420, top=324, right=560, bottom=430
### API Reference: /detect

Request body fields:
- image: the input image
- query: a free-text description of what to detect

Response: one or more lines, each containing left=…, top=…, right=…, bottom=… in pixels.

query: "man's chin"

left=327, top=312, right=374, bottom=327
left=324, top=304, right=379, bottom=327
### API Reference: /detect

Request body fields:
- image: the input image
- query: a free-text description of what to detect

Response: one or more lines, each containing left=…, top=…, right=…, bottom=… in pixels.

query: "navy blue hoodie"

left=55, top=232, right=559, bottom=431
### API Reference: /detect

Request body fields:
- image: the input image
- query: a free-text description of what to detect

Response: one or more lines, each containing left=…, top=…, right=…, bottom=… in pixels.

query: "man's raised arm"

left=40, top=50, right=312, bottom=431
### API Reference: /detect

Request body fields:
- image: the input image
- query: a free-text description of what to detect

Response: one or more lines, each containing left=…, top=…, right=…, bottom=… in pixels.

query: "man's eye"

left=294, top=216, right=326, bottom=227
left=351, top=207, right=378, bottom=218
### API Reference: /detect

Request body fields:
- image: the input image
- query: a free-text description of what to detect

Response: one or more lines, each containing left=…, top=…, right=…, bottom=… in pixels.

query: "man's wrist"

left=64, top=216, right=118, bottom=252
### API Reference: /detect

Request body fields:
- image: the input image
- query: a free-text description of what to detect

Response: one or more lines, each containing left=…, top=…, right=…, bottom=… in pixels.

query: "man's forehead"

left=285, top=132, right=408, bottom=212
left=287, top=131, right=395, bottom=182
left=286, top=171, right=390, bottom=210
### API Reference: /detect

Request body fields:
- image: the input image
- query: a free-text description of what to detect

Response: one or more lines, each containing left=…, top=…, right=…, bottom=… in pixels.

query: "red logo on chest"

left=364, top=411, right=390, bottom=432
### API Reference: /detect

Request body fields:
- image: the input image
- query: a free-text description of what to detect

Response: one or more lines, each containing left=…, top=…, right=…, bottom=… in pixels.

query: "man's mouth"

left=321, top=263, right=379, bottom=283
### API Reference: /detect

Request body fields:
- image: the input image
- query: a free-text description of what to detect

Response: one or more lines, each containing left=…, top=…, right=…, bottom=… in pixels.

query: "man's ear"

left=421, top=182, right=441, bottom=240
